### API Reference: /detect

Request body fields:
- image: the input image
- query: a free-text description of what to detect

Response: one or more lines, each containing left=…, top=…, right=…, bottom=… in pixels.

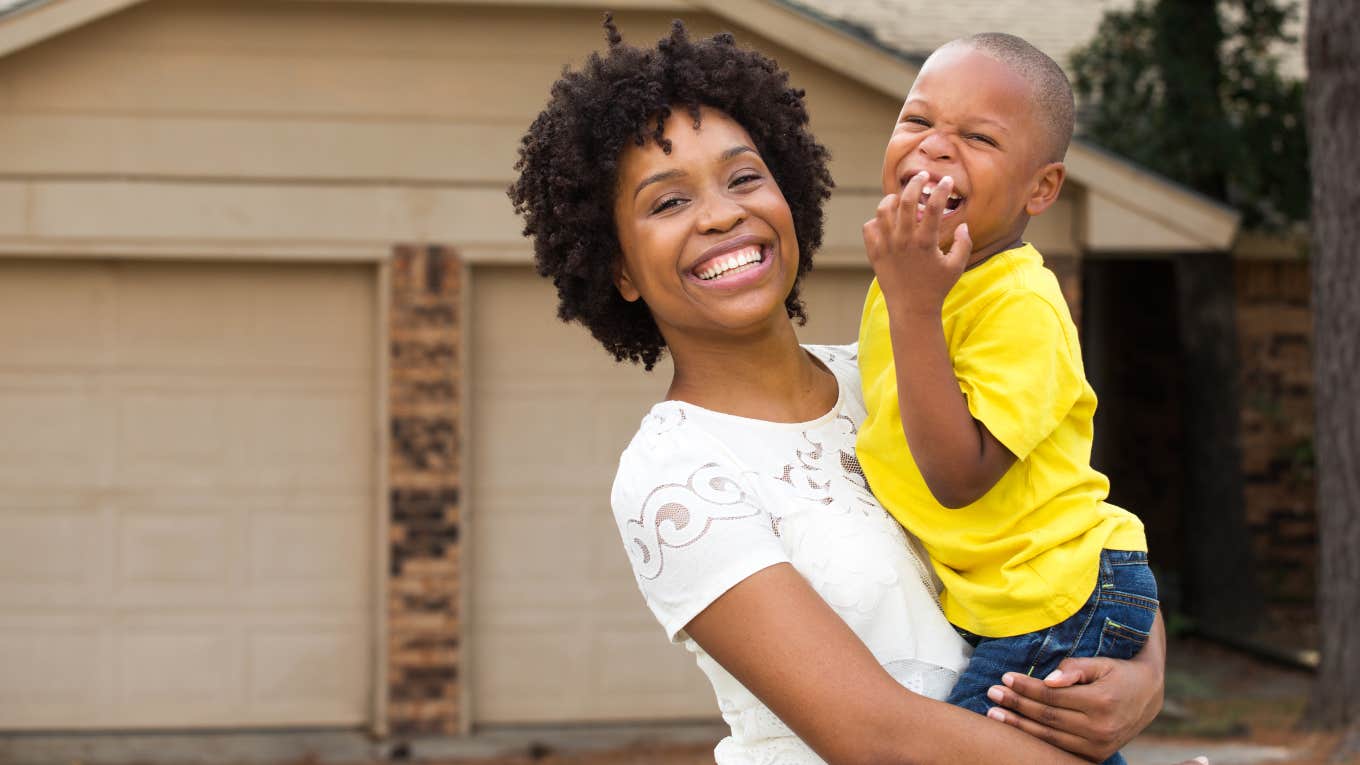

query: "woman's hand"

left=984, top=611, right=1168, bottom=761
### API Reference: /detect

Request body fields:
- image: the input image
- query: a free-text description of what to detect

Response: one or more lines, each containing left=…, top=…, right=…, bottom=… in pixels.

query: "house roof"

left=780, top=0, right=1135, bottom=74
left=781, top=0, right=1306, bottom=80
left=0, top=0, right=1242, bottom=251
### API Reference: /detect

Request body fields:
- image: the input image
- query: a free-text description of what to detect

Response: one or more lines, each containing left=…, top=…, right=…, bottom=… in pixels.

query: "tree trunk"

left=1174, top=252, right=1262, bottom=635
left=1306, top=0, right=1360, bottom=740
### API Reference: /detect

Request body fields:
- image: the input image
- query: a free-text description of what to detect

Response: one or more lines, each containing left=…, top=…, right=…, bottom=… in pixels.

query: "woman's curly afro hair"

left=507, top=15, right=834, bottom=371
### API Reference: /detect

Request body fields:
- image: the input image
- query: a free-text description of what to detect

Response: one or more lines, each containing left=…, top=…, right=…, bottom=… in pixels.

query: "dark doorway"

left=1083, top=258, right=1186, bottom=612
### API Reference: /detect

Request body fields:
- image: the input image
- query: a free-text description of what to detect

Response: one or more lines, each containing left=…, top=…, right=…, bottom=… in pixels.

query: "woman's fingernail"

left=1001, top=672, right=1016, bottom=687
left=986, top=707, right=1006, bottom=722
left=987, top=686, right=1004, bottom=703
left=1045, top=669, right=1064, bottom=682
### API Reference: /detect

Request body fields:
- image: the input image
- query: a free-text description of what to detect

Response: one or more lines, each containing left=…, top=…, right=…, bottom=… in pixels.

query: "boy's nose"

left=918, top=132, right=954, bottom=161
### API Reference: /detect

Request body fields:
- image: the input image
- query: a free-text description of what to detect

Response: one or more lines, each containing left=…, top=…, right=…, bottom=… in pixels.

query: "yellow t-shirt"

left=856, top=243, right=1146, bottom=638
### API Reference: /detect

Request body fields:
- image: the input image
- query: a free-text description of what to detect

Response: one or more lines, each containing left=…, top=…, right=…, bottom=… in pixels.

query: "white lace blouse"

left=610, top=344, right=972, bottom=764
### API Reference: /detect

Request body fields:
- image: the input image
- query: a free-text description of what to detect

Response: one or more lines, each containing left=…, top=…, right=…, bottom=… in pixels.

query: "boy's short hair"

left=507, top=17, right=834, bottom=371
left=945, top=33, right=1075, bottom=164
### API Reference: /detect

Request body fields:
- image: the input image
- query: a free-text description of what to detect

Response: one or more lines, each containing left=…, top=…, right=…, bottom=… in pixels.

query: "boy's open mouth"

left=918, top=182, right=964, bottom=213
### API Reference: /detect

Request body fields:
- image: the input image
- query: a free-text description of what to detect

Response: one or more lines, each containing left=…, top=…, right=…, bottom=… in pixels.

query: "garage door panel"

left=474, top=392, right=608, bottom=490
left=118, top=627, right=241, bottom=704
left=118, top=390, right=228, bottom=469
left=244, top=270, right=376, bottom=371
left=118, top=510, right=232, bottom=588
left=247, top=509, right=368, bottom=606
left=0, top=625, right=103, bottom=708
left=0, top=259, right=375, bottom=730
left=0, top=379, right=110, bottom=488
left=0, top=505, right=102, bottom=604
left=244, top=390, right=371, bottom=465
left=248, top=628, right=366, bottom=711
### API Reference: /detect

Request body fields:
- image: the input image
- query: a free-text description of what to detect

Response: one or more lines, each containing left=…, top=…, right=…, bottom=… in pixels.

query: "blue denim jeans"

left=945, top=550, right=1159, bottom=765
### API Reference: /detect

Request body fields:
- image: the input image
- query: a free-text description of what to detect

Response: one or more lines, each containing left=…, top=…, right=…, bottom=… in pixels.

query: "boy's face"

left=880, top=45, right=1061, bottom=261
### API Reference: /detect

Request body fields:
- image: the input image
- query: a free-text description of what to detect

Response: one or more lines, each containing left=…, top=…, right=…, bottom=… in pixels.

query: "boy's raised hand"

left=862, top=171, right=972, bottom=317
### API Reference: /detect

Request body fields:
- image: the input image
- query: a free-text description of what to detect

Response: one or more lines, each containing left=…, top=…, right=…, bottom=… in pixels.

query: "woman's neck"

left=664, top=322, right=838, bottom=424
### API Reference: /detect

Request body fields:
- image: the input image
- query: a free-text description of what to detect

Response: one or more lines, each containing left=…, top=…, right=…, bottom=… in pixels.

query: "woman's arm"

left=685, top=562, right=1091, bottom=765
left=984, top=611, right=1168, bottom=761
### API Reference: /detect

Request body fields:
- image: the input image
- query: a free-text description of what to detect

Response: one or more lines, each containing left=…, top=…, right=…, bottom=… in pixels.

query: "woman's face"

left=612, top=107, right=800, bottom=349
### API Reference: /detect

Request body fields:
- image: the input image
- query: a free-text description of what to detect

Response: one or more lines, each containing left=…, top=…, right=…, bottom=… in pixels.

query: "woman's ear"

left=614, top=258, right=641, bottom=302
left=1025, top=162, right=1067, bottom=217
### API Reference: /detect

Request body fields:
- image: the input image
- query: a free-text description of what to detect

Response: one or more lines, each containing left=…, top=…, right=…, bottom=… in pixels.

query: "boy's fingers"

left=875, top=193, right=901, bottom=235
left=896, top=171, right=929, bottom=233
left=946, top=222, right=971, bottom=268
left=862, top=218, right=884, bottom=258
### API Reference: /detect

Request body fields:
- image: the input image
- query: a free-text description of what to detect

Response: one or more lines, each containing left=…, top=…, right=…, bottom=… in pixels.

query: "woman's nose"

left=697, top=194, right=745, bottom=233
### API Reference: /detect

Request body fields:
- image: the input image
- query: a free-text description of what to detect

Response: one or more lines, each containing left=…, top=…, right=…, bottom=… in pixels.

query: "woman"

left=509, top=18, right=1175, bottom=764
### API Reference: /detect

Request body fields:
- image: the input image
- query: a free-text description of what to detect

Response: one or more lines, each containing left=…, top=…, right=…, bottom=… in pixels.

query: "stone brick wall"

left=387, top=244, right=463, bottom=735
left=1235, top=260, right=1317, bottom=629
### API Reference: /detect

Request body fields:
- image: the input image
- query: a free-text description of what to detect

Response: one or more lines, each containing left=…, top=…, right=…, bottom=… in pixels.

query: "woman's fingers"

left=983, top=704, right=1102, bottom=761
left=999, top=672, right=1089, bottom=712
left=987, top=681, right=1087, bottom=728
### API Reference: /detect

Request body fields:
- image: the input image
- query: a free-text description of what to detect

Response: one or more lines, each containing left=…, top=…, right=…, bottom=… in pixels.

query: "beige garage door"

left=0, top=259, right=376, bottom=729
left=469, top=265, right=873, bottom=724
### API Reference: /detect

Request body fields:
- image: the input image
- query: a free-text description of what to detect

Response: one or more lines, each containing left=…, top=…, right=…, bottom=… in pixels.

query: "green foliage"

left=1070, top=0, right=1309, bottom=230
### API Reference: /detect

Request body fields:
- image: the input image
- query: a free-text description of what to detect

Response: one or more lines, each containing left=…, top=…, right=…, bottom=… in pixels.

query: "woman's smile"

left=689, top=237, right=773, bottom=285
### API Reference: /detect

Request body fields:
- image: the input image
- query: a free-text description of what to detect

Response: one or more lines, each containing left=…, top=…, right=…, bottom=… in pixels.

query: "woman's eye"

left=731, top=173, right=761, bottom=187
left=651, top=197, right=685, bottom=214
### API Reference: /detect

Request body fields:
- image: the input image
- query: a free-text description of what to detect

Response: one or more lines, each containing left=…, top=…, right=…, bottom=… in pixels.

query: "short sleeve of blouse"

left=610, top=408, right=789, bottom=642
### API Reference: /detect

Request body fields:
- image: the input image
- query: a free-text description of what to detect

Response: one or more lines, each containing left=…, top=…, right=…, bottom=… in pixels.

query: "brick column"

left=387, top=244, right=463, bottom=735
left=1235, top=260, right=1317, bottom=620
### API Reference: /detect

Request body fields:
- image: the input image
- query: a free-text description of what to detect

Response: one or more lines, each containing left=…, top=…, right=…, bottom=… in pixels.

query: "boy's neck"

left=966, top=235, right=1025, bottom=271
left=965, top=214, right=1030, bottom=270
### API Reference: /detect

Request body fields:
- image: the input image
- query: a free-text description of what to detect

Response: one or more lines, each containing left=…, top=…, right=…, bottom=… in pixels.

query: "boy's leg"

left=1081, top=551, right=1159, bottom=765
left=1086, top=550, right=1160, bottom=661
left=945, top=588, right=1102, bottom=714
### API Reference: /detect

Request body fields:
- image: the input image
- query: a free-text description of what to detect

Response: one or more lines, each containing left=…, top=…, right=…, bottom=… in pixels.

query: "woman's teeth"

left=697, top=246, right=764, bottom=281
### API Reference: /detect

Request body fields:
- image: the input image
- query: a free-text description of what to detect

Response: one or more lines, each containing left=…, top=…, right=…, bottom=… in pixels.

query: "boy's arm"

left=863, top=173, right=1015, bottom=508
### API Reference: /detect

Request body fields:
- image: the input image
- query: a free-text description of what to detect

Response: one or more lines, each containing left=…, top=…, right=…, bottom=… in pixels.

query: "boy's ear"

left=614, top=258, right=641, bottom=302
left=1025, top=161, right=1067, bottom=217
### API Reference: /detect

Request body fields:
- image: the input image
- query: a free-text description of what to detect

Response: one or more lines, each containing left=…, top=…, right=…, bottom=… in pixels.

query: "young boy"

left=856, top=32, right=1158, bottom=761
